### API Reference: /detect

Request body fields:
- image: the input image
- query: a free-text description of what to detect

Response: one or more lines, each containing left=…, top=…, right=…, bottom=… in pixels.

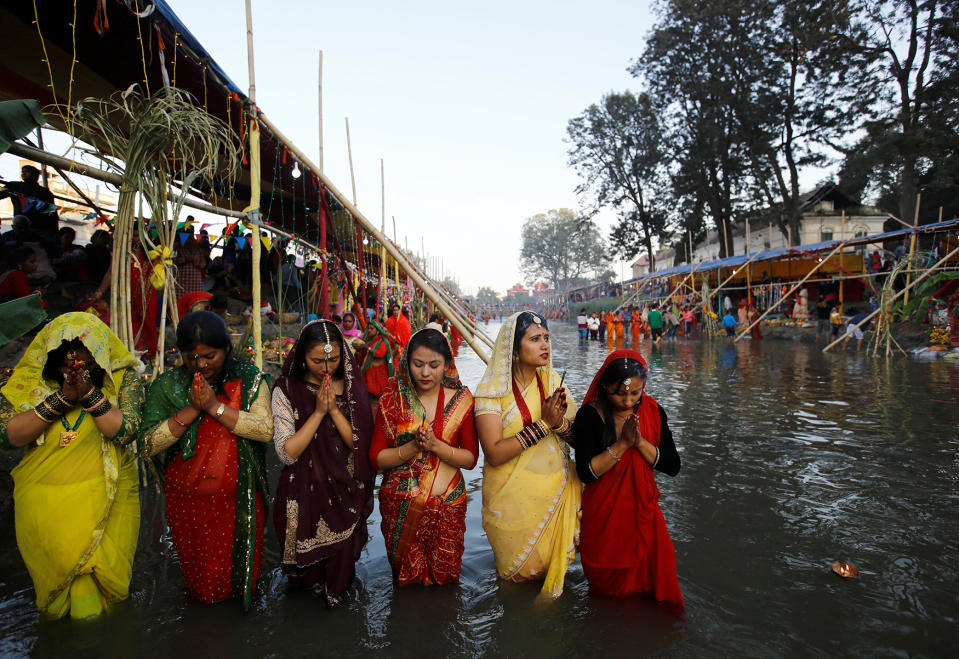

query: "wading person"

left=0, top=313, right=143, bottom=619
left=475, top=311, right=580, bottom=597
left=371, top=328, right=478, bottom=585
left=573, top=350, right=682, bottom=605
left=140, top=311, right=273, bottom=611
left=272, top=321, right=374, bottom=607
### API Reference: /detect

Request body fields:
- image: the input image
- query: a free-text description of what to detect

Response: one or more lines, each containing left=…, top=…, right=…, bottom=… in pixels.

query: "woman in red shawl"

left=385, top=302, right=412, bottom=349
left=271, top=320, right=374, bottom=607
left=573, top=349, right=683, bottom=605
left=370, top=328, right=478, bottom=585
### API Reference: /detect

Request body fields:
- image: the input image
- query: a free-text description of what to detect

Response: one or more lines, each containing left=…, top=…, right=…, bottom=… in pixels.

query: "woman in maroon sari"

left=573, top=349, right=683, bottom=605
left=271, top=320, right=374, bottom=607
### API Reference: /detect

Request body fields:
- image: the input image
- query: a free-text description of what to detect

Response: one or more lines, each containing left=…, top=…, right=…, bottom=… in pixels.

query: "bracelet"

left=652, top=446, right=660, bottom=469
left=79, top=388, right=104, bottom=411
left=50, top=392, right=72, bottom=415
left=397, top=443, right=407, bottom=461
left=172, top=412, right=188, bottom=427
left=606, top=446, right=620, bottom=462
left=88, top=399, right=112, bottom=418
left=516, top=419, right=550, bottom=450
left=214, top=403, right=226, bottom=419
left=34, top=400, right=59, bottom=422
left=551, top=417, right=573, bottom=440
left=34, top=406, right=57, bottom=423
left=448, top=444, right=455, bottom=462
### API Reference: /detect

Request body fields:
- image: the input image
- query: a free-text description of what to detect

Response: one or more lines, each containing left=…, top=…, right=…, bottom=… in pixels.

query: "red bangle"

left=172, top=412, right=188, bottom=427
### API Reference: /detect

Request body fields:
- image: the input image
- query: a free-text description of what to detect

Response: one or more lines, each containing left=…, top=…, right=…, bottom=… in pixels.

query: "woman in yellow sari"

left=0, top=312, right=143, bottom=619
left=475, top=311, right=580, bottom=597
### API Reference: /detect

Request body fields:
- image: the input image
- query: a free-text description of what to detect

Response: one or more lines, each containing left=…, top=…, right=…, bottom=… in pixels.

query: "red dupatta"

left=579, top=349, right=683, bottom=605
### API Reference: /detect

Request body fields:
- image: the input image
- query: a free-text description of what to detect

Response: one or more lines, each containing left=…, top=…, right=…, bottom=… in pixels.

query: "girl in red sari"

left=573, top=349, right=683, bottom=605
left=370, top=328, right=478, bottom=585
left=139, top=311, right=273, bottom=611
left=272, top=320, right=374, bottom=607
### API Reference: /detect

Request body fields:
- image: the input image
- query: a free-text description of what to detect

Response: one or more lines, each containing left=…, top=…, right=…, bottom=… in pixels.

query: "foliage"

left=567, top=91, right=667, bottom=267
left=59, top=85, right=241, bottom=353
left=519, top=209, right=608, bottom=292
left=440, top=277, right=462, bottom=298
left=474, top=286, right=500, bottom=305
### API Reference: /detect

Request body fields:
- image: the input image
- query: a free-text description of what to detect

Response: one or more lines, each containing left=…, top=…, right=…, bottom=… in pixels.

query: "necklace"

left=59, top=410, right=86, bottom=447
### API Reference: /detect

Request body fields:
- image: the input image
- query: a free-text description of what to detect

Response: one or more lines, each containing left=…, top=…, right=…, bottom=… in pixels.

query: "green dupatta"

left=138, top=359, right=269, bottom=611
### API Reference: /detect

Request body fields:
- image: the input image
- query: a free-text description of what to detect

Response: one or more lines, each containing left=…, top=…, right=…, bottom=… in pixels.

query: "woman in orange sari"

left=370, top=328, right=478, bottom=585
left=573, top=349, right=683, bottom=605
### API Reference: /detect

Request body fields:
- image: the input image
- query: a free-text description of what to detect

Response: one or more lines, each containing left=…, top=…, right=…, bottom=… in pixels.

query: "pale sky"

left=3, top=1, right=658, bottom=294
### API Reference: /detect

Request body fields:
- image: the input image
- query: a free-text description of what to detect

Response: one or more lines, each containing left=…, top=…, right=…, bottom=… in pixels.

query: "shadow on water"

left=2, top=320, right=957, bottom=657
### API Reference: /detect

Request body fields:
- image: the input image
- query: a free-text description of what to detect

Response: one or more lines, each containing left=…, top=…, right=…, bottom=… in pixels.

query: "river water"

left=1, top=320, right=957, bottom=657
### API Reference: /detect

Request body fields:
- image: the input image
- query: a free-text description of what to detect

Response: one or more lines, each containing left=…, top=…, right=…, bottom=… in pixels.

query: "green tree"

left=475, top=286, right=500, bottom=305
left=567, top=91, right=666, bottom=268
left=519, top=209, right=608, bottom=292
left=834, top=0, right=959, bottom=223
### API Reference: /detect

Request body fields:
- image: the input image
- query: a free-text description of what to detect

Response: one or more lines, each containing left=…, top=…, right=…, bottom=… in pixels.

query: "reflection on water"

left=2, top=321, right=957, bottom=657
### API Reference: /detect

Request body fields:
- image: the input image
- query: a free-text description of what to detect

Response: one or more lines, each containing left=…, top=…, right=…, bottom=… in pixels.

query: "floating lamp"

left=831, top=561, right=860, bottom=579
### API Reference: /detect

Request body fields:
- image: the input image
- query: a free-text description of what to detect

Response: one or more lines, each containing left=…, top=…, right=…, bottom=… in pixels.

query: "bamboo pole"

left=735, top=241, right=847, bottom=342
left=746, top=220, right=752, bottom=305
left=245, top=0, right=263, bottom=368
left=903, top=193, right=921, bottom=306
left=346, top=118, right=357, bottom=206
left=839, top=210, right=846, bottom=307
left=317, top=50, right=323, bottom=173
left=822, top=241, right=959, bottom=353
left=256, top=114, right=490, bottom=362
left=708, top=250, right=765, bottom=302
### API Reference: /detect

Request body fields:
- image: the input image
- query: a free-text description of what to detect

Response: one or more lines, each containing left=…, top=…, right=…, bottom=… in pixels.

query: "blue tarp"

left=624, top=217, right=959, bottom=285
left=154, top=0, right=246, bottom=97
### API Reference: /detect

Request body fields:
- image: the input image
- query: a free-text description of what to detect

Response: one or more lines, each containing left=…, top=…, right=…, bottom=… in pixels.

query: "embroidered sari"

left=475, top=312, right=580, bottom=598
left=139, top=358, right=272, bottom=611
left=0, top=312, right=143, bottom=619
left=371, top=330, right=478, bottom=585
left=272, top=321, right=374, bottom=606
left=575, top=349, right=683, bottom=605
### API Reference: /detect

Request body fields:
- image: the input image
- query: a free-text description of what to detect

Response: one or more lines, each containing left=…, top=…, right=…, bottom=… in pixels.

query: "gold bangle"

left=448, top=445, right=455, bottom=462
left=34, top=408, right=54, bottom=423
left=398, top=444, right=406, bottom=461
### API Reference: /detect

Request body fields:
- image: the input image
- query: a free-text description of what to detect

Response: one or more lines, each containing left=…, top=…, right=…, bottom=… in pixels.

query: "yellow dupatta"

left=1, top=313, right=141, bottom=618
left=475, top=312, right=580, bottom=598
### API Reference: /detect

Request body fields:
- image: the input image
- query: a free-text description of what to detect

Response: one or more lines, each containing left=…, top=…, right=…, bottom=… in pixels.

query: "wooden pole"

left=346, top=118, right=357, bottom=206
left=723, top=221, right=730, bottom=257
left=378, top=158, right=385, bottom=315
left=708, top=250, right=765, bottom=302
left=746, top=220, right=752, bottom=305
left=903, top=193, right=921, bottom=306
left=256, top=113, right=490, bottom=361
left=839, top=210, right=846, bottom=308
left=317, top=50, right=324, bottom=173
left=823, top=240, right=959, bottom=352
left=688, top=230, right=693, bottom=265
left=735, top=242, right=846, bottom=342
left=245, top=0, right=263, bottom=368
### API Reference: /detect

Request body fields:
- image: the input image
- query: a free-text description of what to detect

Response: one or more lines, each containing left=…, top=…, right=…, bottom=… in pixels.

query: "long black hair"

left=512, top=311, right=548, bottom=357
left=406, top=329, right=452, bottom=374
left=288, top=321, right=344, bottom=380
left=176, top=311, right=235, bottom=385
left=42, top=338, right=107, bottom=389
left=593, top=357, right=648, bottom=447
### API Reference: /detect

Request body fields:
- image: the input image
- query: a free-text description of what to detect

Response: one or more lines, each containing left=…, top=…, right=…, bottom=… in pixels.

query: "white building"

left=632, top=183, right=897, bottom=277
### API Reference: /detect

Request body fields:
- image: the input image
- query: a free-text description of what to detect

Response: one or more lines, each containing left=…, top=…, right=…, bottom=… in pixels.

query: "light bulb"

left=291, top=162, right=301, bottom=179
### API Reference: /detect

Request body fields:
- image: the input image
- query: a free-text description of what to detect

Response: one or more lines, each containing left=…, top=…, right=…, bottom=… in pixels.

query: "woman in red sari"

left=272, top=320, right=374, bottom=607
left=370, top=328, right=478, bottom=585
left=139, top=311, right=273, bottom=611
left=573, top=349, right=683, bottom=605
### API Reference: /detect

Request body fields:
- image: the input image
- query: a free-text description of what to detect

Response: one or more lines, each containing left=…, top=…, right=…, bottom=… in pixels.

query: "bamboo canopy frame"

left=734, top=241, right=848, bottom=342
left=822, top=241, right=959, bottom=353
left=256, top=113, right=490, bottom=362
